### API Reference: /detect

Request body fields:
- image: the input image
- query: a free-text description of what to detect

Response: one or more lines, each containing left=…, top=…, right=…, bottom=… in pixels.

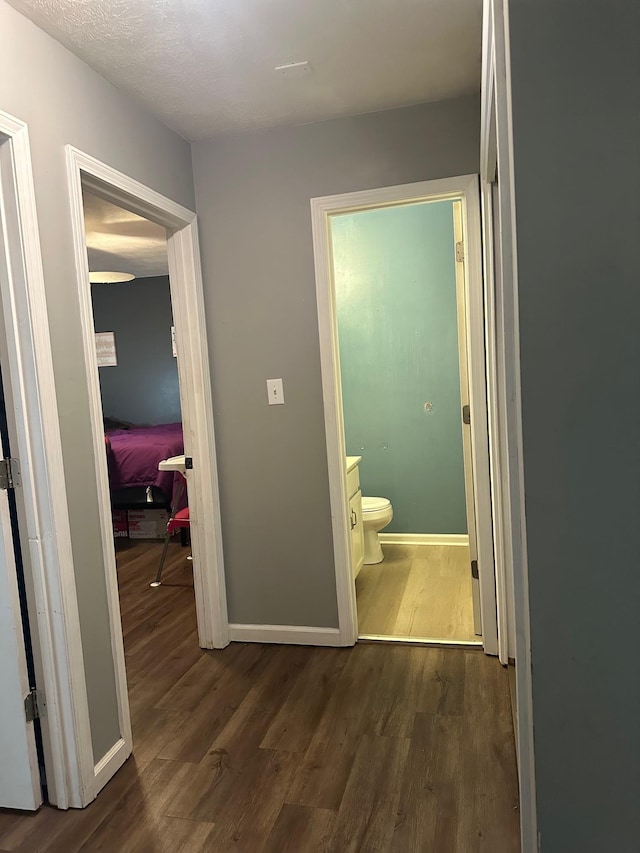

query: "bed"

left=105, top=422, right=185, bottom=509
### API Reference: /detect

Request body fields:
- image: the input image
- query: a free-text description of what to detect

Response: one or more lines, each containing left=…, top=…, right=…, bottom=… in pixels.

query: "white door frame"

left=452, top=199, right=482, bottom=636
left=311, top=175, right=498, bottom=653
left=482, top=0, right=538, bottom=850
left=479, top=12, right=510, bottom=667
left=0, top=111, right=93, bottom=809
left=65, top=147, right=228, bottom=797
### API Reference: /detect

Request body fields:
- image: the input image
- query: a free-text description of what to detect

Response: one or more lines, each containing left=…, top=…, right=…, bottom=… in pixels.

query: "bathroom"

left=331, top=198, right=478, bottom=643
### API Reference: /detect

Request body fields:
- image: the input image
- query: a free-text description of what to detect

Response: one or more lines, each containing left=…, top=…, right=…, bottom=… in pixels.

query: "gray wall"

left=92, top=276, right=181, bottom=425
left=192, top=96, right=480, bottom=626
left=508, top=1, right=640, bottom=850
left=0, top=0, right=195, bottom=764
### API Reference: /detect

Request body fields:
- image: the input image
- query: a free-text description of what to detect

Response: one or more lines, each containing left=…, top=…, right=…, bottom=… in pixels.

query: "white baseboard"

left=228, top=624, right=343, bottom=646
left=93, top=737, right=130, bottom=798
left=379, top=533, right=470, bottom=547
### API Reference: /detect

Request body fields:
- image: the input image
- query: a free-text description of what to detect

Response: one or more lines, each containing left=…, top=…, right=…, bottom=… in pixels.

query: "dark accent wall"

left=92, top=275, right=180, bottom=425
left=509, top=1, right=640, bottom=849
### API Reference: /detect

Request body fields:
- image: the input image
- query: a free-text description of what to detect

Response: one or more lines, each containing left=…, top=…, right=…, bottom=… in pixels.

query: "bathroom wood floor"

left=0, top=539, right=519, bottom=852
left=356, top=543, right=478, bottom=642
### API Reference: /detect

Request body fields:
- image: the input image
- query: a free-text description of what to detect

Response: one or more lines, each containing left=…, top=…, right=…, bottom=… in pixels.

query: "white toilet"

left=361, top=496, right=393, bottom=564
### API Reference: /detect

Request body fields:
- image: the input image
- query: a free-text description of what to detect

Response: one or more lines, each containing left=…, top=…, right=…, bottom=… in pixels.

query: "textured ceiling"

left=83, top=191, right=168, bottom=279
left=8, top=0, right=482, bottom=140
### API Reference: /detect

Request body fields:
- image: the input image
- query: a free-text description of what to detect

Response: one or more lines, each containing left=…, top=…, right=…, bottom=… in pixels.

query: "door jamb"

left=65, top=146, right=228, bottom=798
left=480, top=48, right=510, bottom=667
left=482, top=0, right=538, bottom=850
left=453, top=199, right=482, bottom=636
left=310, top=175, right=497, bottom=653
left=0, top=110, right=93, bottom=809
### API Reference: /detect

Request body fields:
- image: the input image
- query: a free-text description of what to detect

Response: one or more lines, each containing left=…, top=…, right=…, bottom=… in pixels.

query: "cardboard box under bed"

left=110, top=484, right=172, bottom=540
left=127, top=509, right=169, bottom=540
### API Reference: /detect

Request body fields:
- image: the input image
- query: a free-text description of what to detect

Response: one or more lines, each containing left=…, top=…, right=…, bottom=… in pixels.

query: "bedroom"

left=84, top=190, right=195, bottom=674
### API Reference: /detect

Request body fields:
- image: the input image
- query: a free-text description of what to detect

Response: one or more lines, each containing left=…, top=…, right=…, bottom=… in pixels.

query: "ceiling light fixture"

left=89, top=271, right=135, bottom=284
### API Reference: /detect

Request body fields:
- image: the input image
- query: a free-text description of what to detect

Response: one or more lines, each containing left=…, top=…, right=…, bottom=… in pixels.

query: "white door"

left=0, top=373, right=42, bottom=810
left=453, top=201, right=482, bottom=634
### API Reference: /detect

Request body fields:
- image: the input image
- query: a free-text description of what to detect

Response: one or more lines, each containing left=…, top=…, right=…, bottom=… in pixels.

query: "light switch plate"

left=267, top=378, right=285, bottom=405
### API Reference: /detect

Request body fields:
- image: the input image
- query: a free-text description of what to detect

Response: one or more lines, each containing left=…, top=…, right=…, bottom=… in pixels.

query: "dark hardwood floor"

left=0, top=539, right=520, bottom=852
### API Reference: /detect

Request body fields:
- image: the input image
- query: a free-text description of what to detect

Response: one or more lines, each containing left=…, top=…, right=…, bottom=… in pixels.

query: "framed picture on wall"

left=95, top=331, right=117, bottom=367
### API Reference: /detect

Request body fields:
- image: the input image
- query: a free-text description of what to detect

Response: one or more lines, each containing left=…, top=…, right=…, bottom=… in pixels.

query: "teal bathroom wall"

left=332, top=201, right=467, bottom=534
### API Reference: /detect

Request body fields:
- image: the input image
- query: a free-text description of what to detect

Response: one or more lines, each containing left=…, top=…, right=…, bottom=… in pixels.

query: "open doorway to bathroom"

left=312, top=176, right=494, bottom=648
left=333, top=199, right=477, bottom=643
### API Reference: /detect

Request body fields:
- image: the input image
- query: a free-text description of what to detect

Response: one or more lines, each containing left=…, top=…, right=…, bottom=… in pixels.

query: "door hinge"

left=471, top=560, right=479, bottom=580
left=462, top=404, right=471, bottom=425
left=0, top=457, right=21, bottom=490
left=25, top=689, right=46, bottom=723
left=455, top=240, right=464, bottom=262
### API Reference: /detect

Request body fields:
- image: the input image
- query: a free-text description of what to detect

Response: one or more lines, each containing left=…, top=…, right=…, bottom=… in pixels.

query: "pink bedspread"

left=106, top=423, right=184, bottom=506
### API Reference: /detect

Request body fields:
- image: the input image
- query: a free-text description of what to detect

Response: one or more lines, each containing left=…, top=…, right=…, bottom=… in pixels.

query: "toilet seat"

left=362, top=496, right=391, bottom=513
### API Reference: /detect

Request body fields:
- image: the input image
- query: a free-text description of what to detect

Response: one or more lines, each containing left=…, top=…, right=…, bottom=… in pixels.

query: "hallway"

left=0, top=541, right=520, bottom=852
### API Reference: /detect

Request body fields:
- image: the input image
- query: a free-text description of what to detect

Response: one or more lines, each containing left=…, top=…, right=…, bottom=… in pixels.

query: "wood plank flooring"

left=0, top=539, right=520, bottom=852
left=356, top=543, right=478, bottom=642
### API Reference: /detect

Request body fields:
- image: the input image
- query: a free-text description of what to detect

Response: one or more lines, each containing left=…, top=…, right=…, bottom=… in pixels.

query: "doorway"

left=311, top=175, right=497, bottom=652
left=0, top=123, right=43, bottom=811
left=81, top=187, right=200, bottom=720
left=0, top=111, right=87, bottom=811
left=65, top=147, right=229, bottom=799
left=331, top=198, right=478, bottom=643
